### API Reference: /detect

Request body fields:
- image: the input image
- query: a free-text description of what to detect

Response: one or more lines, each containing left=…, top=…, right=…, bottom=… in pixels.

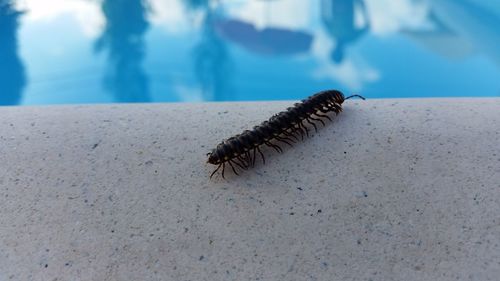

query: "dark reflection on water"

left=215, top=19, right=313, bottom=56
left=188, top=2, right=232, bottom=101
left=321, top=0, right=369, bottom=63
left=185, top=0, right=209, bottom=10
left=0, top=0, right=25, bottom=106
left=95, top=0, right=150, bottom=103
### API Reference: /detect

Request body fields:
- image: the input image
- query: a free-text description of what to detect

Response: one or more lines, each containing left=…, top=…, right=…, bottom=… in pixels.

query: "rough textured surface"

left=1, top=99, right=499, bottom=281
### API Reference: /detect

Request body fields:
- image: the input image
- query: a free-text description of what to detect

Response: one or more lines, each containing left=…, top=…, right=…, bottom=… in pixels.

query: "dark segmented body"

left=207, top=89, right=364, bottom=178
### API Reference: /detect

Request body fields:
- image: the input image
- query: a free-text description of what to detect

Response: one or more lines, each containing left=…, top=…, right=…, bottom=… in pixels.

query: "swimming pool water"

left=1, top=0, right=499, bottom=105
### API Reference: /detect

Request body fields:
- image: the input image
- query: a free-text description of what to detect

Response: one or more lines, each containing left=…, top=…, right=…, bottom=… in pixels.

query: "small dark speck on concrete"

left=290, top=212, right=295, bottom=215
left=199, top=255, right=204, bottom=261
left=357, top=239, right=362, bottom=245
left=297, top=187, right=303, bottom=191
left=363, top=191, right=368, bottom=197
left=317, top=209, right=322, bottom=213
left=44, top=264, right=48, bottom=268
left=344, top=151, right=347, bottom=154
left=92, top=143, right=99, bottom=149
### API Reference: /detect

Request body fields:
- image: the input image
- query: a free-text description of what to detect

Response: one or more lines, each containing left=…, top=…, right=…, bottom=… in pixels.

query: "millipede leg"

left=210, top=164, right=222, bottom=179
left=237, top=155, right=248, bottom=167
left=281, top=134, right=296, bottom=143
left=290, top=126, right=302, bottom=140
left=275, top=136, right=293, bottom=147
left=275, top=143, right=283, bottom=153
left=283, top=130, right=299, bottom=142
left=257, top=146, right=265, bottom=164
left=333, top=103, right=342, bottom=114
left=244, top=151, right=252, bottom=166
left=235, top=157, right=248, bottom=169
left=327, top=104, right=340, bottom=115
left=298, top=122, right=309, bottom=137
left=252, top=148, right=257, bottom=167
left=233, top=160, right=244, bottom=173
left=315, top=112, right=332, bottom=121
left=228, top=160, right=239, bottom=175
left=296, top=126, right=305, bottom=140
left=309, top=116, right=325, bottom=126
left=306, top=118, right=318, bottom=132
left=265, top=141, right=283, bottom=153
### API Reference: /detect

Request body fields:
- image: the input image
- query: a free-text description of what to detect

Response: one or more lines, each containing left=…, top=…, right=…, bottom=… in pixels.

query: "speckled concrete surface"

left=0, top=99, right=499, bottom=281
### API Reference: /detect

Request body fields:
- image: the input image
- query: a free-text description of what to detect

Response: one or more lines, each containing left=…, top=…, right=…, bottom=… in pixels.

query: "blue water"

left=1, top=0, right=499, bottom=106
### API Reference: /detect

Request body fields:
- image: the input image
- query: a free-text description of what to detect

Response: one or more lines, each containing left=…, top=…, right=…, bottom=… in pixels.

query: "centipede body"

left=207, top=89, right=365, bottom=178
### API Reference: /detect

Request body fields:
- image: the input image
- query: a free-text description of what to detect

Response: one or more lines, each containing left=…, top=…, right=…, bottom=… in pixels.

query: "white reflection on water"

left=16, top=0, right=104, bottom=37
left=311, top=30, right=380, bottom=91
left=364, top=0, right=432, bottom=34
left=223, top=0, right=313, bottom=30
left=148, top=0, right=193, bottom=34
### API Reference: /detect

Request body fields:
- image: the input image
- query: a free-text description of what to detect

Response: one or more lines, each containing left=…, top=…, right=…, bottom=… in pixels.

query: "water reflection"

left=185, top=0, right=208, bottom=10
left=426, top=0, right=500, bottom=66
left=5, top=0, right=500, bottom=105
left=215, top=19, right=313, bottom=56
left=189, top=2, right=232, bottom=101
left=95, top=0, right=150, bottom=103
left=0, top=0, right=26, bottom=106
left=321, top=0, right=369, bottom=63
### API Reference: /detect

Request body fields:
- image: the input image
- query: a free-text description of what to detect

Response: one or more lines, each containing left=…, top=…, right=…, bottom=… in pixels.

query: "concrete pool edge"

left=1, top=98, right=499, bottom=280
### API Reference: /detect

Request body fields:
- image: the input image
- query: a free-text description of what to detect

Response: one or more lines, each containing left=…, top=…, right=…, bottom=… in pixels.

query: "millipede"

left=207, top=89, right=365, bottom=178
